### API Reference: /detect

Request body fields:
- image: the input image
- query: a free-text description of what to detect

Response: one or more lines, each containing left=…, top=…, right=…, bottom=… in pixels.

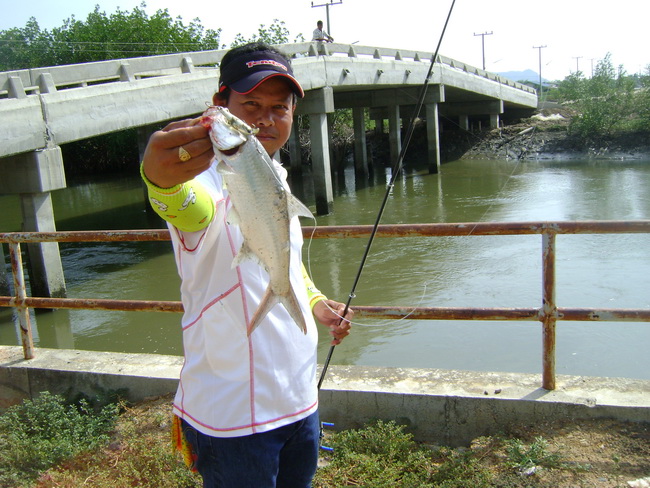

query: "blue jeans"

left=181, top=411, right=320, bottom=488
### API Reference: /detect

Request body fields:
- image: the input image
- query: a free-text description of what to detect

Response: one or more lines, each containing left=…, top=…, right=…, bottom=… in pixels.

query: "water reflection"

left=1, top=159, right=649, bottom=379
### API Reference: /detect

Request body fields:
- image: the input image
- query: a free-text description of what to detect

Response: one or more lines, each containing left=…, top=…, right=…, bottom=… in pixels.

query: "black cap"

left=218, top=51, right=304, bottom=98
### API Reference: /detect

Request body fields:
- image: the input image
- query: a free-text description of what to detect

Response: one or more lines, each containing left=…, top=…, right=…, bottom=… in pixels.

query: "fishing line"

left=317, top=0, right=457, bottom=390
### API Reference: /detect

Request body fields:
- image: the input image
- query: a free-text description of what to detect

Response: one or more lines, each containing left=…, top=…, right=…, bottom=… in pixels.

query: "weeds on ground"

left=0, top=392, right=118, bottom=487
left=29, top=398, right=202, bottom=488
left=1, top=393, right=603, bottom=488
left=313, top=420, right=494, bottom=488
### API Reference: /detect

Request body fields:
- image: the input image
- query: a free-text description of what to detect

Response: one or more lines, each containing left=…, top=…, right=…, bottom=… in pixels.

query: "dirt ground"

left=118, top=396, right=650, bottom=487
left=478, top=416, right=650, bottom=487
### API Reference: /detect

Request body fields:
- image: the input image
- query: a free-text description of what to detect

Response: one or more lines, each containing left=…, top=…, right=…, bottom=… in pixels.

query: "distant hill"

left=497, top=69, right=550, bottom=84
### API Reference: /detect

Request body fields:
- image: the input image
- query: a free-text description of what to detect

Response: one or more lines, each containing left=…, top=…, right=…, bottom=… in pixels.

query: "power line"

left=473, top=31, right=492, bottom=70
left=533, top=45, right=547, bottom=101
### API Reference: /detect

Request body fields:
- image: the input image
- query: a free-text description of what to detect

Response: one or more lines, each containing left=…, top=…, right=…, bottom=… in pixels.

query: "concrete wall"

left=1, top=346, right=648, bottom=446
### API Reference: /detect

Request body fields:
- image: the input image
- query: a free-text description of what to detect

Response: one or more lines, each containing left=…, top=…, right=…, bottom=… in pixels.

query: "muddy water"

left=1, top=158, right=649, bottom=379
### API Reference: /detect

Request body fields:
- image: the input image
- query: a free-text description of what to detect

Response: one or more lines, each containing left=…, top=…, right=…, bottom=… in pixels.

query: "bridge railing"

left=1, top=220, right=649, bottom=390
left=1, top=42, right=535, bottom=99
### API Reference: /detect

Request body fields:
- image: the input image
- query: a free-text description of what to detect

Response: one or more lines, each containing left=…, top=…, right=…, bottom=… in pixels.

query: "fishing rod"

left=317, top=0, right=457, bottom=390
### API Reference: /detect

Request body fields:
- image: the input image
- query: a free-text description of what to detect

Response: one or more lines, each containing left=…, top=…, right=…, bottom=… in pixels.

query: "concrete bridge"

left=0, top=42, right=538, bottom=298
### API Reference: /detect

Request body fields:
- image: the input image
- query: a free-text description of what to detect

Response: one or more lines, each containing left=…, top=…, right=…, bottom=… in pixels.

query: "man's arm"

left=140, top=117, right=216, bottom=231
left=302, top=264, right=352, bottom=344
left=141, top=164, right=215, bottom=232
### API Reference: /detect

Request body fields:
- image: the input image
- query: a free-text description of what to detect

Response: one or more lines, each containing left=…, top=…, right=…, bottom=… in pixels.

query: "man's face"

left=214, top=77, right=296, bottom=157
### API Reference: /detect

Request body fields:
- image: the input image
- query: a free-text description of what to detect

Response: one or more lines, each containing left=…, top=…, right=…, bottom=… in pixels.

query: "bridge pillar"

left=425, top=103, right=441, bottom=174
left=296, top=87, right=335, bottom=215
left=0, top=147, right=67, bottom=298
left=0, top=245, right=10, bottom=296
left=288, top=116, right=302, bottom=172
left=352, top=107, right=368, bottom=175
left=459, top=115, right=470, bottom=131
left=309, top=113, right=334, bottom=215
left=387, top=105, right=401, bottom=165
left=490, top=113, right=500, bottom=129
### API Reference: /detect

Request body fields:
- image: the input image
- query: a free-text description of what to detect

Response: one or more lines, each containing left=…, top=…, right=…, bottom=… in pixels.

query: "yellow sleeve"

left=302, top=263, right=327, bottom=311
left=140, top=163, right=215, bottom=232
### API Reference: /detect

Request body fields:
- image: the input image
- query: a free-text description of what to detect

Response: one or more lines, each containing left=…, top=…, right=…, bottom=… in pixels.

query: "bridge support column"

left=295, top=87, right=335, bottom=215
left=0, top=245, right=10, bottom=296
left=490, top=113, right=500, bottom=129
left=309, top=113, right=333, bottom=215
left=0, top=147, right=67, bottom=298
left=459, top=115, right=469, bottom=131
left=425, top=103, right=441, bottom=174
left=288, top=116, right=302, bottom=172
left=352, top=107, right=368, bottom=176
left=387, top=105, right=401, bottom=165
left=20, top=192, right=66, bottom=298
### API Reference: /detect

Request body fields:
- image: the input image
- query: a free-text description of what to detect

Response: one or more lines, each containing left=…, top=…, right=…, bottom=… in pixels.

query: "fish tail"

left=280, top=286, right=308, bottom=335
left=247, top=285, right=308, bottom=335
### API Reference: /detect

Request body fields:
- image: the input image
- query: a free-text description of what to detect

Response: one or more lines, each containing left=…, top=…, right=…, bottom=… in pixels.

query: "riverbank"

left=361, top=107, right=650, bottom=165
left=460, top=108, right=650, bottom=162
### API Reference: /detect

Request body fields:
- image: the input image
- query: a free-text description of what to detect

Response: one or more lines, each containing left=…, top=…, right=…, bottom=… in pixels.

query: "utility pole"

left=573, top=56, right=583, bottom=74
left=311, top=0, right=343, bottom=39
left=473, top=31, right=493, bottom=70
left=533, top=45, right=547, bottom=100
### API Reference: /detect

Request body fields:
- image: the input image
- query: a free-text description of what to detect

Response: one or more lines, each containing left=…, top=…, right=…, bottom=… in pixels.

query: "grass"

left=1, top=393, right=646, bottom=488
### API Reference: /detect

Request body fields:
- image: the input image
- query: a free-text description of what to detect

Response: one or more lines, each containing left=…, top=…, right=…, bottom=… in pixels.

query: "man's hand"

left=142, top=118, right=214, bottom=188
left=313, top=299, right=353, bottom=345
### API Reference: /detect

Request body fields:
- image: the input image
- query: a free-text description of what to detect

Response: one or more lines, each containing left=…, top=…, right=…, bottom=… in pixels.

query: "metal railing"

left=2, top=220, right=649, bottom=390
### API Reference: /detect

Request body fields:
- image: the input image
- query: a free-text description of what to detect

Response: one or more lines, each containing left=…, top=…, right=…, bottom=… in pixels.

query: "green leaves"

left=0, top=3, right=223, bottom=70
left=0, top=392, right=119, bottom=486
left=556, top=53, right=644, bottom=139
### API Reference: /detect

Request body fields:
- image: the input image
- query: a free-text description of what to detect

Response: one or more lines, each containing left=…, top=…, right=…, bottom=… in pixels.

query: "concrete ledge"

left=319, top=366, right=650, bottom=446
left=1, top=346, right=648, bottom=445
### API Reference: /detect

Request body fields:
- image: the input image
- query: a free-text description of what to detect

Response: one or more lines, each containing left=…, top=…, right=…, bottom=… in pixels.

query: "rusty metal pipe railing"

left=1, top=220, right=649, bottom=390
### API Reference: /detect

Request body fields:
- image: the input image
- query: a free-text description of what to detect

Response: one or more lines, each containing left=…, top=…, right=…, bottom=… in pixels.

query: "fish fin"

left=231, top=241, right=265, bottom=270
left=287, top=193, right=314, bottom=220
left=247, top=286, right=280, bottom=335
left=216, top=160, right=235, bottom=175
left=279, top=286, right=308, bottom=334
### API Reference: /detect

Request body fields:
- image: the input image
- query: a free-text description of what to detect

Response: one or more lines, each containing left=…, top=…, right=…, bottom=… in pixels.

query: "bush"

left=0, top=392, right=118, bottom=487
left=313, top=420, right=493, bottom=488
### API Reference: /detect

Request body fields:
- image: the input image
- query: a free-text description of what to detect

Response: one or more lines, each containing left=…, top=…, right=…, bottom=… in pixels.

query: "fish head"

left=201, top=106, right=259, bottom=153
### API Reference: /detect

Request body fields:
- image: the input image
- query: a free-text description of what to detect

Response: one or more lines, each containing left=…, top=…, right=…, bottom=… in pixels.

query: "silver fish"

left=201, top=106, right=314, bottom=335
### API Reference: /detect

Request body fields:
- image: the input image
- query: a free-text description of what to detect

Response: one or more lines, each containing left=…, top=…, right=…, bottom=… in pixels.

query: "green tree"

left=638, top=64, right=650, bottom=130
left=0, top=2, right=223, bottom=71
left=231, top=19, right=304, bottom=47
left=557, top=53, right=636, bottom=139
left=0, top=18, right=55, bottom=70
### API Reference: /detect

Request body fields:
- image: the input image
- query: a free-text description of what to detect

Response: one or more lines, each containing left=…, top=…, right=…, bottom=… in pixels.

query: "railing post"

left=9, top=243, right=34, bottom=359
left=541, top=232, right=557, bottom=390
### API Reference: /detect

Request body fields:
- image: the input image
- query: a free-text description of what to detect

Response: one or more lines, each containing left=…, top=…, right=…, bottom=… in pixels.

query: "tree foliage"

left=231, top=19, right=304, bottom=47
left=0, top=2, right=223, bottom=71
left=556, top=53, right=641, bottom=139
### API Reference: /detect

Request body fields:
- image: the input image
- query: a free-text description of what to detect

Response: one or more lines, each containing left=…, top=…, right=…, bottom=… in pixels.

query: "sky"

left=1, top=0, right=648, bottom=81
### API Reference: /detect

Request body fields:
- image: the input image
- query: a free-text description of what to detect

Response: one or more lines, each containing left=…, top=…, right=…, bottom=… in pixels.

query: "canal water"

left=1, top=157, right=649, bottom=380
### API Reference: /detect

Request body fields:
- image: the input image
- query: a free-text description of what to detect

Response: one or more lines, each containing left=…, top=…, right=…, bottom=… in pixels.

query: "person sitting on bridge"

left=312, top=20, right=333, bottom=42
left=140, top=41, right=353, bottom=487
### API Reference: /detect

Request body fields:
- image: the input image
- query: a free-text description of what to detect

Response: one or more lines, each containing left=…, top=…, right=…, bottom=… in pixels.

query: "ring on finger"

left=178, top=146, right=192, bottom=162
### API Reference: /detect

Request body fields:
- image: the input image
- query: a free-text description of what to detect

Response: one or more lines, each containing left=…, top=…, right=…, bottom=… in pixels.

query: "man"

left=140, top=42, right=353, bottom=487
left=312, top=20, right=333, bottom=43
